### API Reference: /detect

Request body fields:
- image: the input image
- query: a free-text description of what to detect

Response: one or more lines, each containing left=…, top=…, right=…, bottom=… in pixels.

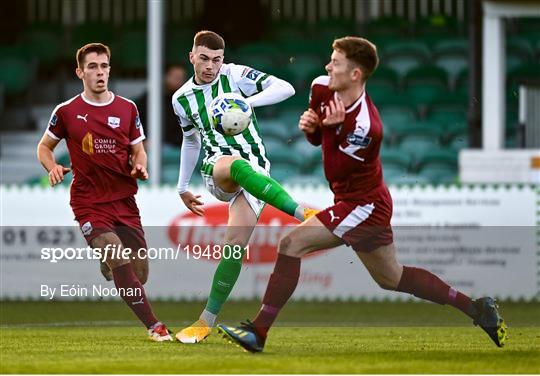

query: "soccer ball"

left=210, top=92, right=252, bottom=136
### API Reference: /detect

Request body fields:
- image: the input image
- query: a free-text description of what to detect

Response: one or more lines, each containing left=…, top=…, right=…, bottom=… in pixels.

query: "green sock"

left=205, top=246, right=246, bottom=315
left=230, top=159, right=299, bottom=217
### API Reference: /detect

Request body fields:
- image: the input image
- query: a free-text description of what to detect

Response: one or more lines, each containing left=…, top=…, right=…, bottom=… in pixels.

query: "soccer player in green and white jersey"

left=172, top=30, right=317, bottom=343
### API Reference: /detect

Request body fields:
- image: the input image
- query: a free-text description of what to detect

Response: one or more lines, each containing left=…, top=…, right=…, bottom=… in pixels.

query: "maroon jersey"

left=47, top=93, right=145, bottom=205
left=307, top=76, right=386, bottom=201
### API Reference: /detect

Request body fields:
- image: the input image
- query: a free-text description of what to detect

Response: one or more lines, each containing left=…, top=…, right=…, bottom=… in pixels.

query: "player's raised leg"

left=177, top=193, right=257, bottom=343
left=214, top=156, right=317, bottom=221
left=92, top=232, right=172, bottom=342
left=218, top=215, right=342, bottom=352
left=355, top=243, right=507, bottom=347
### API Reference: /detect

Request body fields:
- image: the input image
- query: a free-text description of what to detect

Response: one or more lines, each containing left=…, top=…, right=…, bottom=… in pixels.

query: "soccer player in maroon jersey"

left=36, top=43, right=172, bottom=341
left=218, top=36, right=507, bottom=352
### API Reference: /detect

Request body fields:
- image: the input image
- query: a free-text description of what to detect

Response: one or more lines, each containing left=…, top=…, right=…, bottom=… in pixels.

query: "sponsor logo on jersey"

left=49, top=114, right=58, bottom=127
left=81, top=221, right=93, bottom=236
left=77, top=114, right=88, bottom=122
left=245, top=69, right=262, bottom=81
left=135, top=115, right=142, bottom=129
left=107, top=116, right=120, bottom=128
left=346, top=132, right=371, bottom=149
left=82, top=132, right=94, bottom=155
left=82, top=132, right=117, bottom=155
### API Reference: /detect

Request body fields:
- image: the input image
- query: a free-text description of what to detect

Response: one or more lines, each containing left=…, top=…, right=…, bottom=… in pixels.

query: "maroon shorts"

left=71, top=196, right=147, bottom=251
left=316, top=187, right=394, bottom=253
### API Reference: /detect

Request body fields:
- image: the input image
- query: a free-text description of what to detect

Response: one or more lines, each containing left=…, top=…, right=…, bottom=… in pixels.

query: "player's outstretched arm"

left=245, top=76, right=295, bottom=108
left=37, top=133, right=71, bottom=187
left=129, top=142, right=149, bottom=180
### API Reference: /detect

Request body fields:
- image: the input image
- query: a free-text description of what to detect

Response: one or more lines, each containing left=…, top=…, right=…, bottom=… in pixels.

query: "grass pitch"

left=1, top=300, right=539, bottom=374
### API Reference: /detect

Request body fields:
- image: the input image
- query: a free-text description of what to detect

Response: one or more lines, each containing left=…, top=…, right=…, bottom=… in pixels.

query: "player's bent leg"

left=177, top=194, right=257, bottom=344
left=354, top=243, right=403, bottom=290
left=214, top=156, right=311, bottom=221
left=90, top=233, right=172, bottom=341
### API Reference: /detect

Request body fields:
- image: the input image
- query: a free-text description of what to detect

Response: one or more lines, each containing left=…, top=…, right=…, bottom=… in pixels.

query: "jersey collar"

left=81, top=92, right=115, bottom=106
left=334, top=90, right=365, bottom=114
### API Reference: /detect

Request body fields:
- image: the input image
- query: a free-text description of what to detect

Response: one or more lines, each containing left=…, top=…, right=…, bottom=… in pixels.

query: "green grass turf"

left=1, top=300, right=539, bottom=374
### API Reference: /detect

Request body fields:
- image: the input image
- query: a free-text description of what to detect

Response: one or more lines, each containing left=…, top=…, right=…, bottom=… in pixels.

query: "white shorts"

left=201, top=154, right=268, bottom=218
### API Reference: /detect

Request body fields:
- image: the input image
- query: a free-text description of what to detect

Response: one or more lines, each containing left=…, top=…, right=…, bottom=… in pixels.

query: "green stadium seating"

left=0, top=56, right=34, bottom=96
left=267, top=146, right=304, bottom=167
left=259, top=119, right=291, bottom=141
left=398, top=135, right=441, bottom=161
left=162, top=147, right=181, bottom=165
left=427, top=108, right=467, bottom=138
left=434, top=53, right=468, bottom=88
left=432, top=38, right=469, bottom=55
left=70, top=22, right=114, bottom=56
left=117, top=30, right=147, bottom=71
left=380, top=148, right=413, bottom=170
left=269, top=162, right=300, bottom=182
left=404, top=65, right=449, bottom=88
left=370, top=65, right=400, bottom=87
left=367, top=81, right=397, bottom=103
left=21, top=30, right=62, bottom=67
left=388, top=174, right=431, bottom=185
left=418, top=164, right=457, bottom=184
left=383, top=54, right=425, bottom=78
left=383, top=165, right=409, bottom=183
left=415, top=149, right=457, bottom=171
left=402, top=82, right=448, bottom=108
left=448, top=133, right=469, bottom=153
left=236, top=54, right=276, bottom=74
left=283, top=54, right=324, bottom=88
left=382, top=40, right=431, bottom=61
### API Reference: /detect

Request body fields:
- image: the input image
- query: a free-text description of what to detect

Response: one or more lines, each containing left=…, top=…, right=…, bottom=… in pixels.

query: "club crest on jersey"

left=135, top=115, right=142, bottom=129
left=49, top=114, right=58, bottom=127
left=107, top=116, right=120, bottom=128
left=245, top=69, right=262, bottom=81
left=347, top=132, right=371, bottom=148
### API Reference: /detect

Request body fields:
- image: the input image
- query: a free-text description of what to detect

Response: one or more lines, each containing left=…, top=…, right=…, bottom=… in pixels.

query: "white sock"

left=294, top=205, right=305, bottom=221
left=200, top=309, right=217, bottom=327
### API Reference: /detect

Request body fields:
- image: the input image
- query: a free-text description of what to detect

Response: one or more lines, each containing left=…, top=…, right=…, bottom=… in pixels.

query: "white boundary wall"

left=1, top=184, right=539, bottom=301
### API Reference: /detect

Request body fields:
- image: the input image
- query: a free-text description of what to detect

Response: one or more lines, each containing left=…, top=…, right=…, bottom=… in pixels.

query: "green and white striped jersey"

left=172, top=63, right=272, bottom=173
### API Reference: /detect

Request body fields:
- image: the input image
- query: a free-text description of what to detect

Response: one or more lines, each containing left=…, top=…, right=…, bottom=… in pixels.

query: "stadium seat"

left=388, top=174, right=431, bottom=185
left=448, top=133, right=469, bottom=153
left=404, top=65, right=449, bottom=88
left=432, top=38, right=469, bottom=56
left=427, top=108, right=467, bottom=140
left=382, top=164, right=409, bottom=183
left=414, top=15, right=461, bottom=42
left=370, top=65, right=400, bottom=88
left=367, top=81, right=397, bottom=104
left=434, top=53, right=468, bottom=88
left=398, top=134, right=441, bottom=161
left=267, top=145, right=304, bottom=168
left=418, top=164, right=457, bottom=184
left=383, top=54, right=425, bottom=79
left=415, top=149, right=457, bottom=171
left=380, top=148, right=413, bottom=170
left=269, top=162, right=301, bottom=182
left=402, top=82, right=448, bottom=108
left=379, top=106, right=416, bottom=144
left=259, top=119, right=292, bottom=141
left=382, top=40, right=431, bottom=61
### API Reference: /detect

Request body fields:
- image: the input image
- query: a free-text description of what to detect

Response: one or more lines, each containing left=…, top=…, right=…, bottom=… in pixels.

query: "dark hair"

left=193, top=30, right=225, bottom=50
left=76, top=43, right=111, bottom=69
left=332, top=36, right=379, bottom=81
